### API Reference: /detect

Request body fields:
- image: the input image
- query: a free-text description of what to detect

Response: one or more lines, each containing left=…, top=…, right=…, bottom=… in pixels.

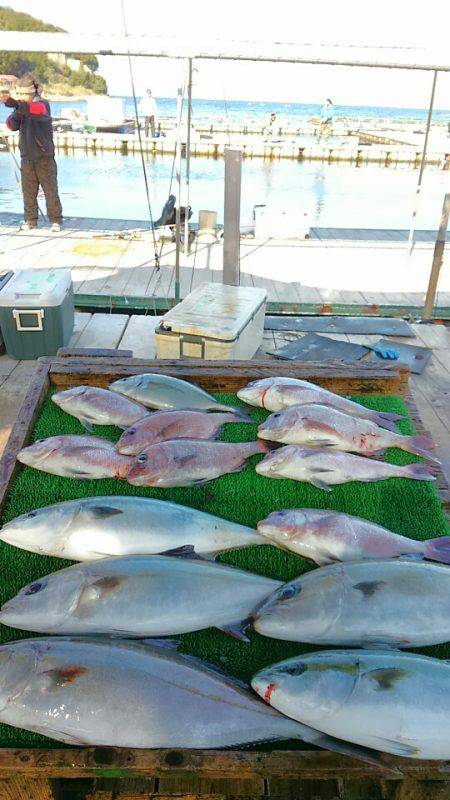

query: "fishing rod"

left=120, top=0, right=160, bottom=271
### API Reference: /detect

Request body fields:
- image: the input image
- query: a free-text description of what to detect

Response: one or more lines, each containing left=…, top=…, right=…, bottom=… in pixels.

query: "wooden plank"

left=46, top=357, right=409, bottom=397
left=118, top=315, right=162, bottom=359
left=0, top=746, right=446, bottom=781
left=0, top=777, right=54, bottom=799
left=75, top=313, right=129, bottom=350
left=68, top=312, right=92, bottom=347
left=57, top=347, right=133, bottom=359
left=0, top=363, right=50, bottom=514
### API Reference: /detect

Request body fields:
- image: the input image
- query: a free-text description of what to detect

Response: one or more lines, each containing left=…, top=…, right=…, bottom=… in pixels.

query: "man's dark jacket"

left=6, top=99, right=55, bottom=160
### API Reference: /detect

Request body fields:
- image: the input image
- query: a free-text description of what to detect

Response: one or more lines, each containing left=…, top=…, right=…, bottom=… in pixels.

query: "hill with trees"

left=0, top=6, right=107, bottom=96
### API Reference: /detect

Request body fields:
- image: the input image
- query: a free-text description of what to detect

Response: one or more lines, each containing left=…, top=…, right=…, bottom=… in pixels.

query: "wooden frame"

left=0, top=356, right=449, bottom=796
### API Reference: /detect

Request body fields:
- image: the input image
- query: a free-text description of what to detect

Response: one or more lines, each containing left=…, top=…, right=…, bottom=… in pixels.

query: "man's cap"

left=16, top=73, right=39, bottom=94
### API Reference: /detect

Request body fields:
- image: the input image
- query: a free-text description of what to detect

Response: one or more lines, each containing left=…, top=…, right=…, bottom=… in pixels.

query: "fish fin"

left=218, top=619, right=251, bottom=642
left=64, top=468, right=93, bottom=478
left=299, top=727, right=402, bottom=773
left=371, top=736, right=420, bottom=758
left=310, top=477, right=333, bottom=491
left=173, top=651, right=249, bottom=688
left=79, top=418, right=94, bottom=433
left=301, top=439, right=339, bottom=449
left=424, top=536, right=450, bottom=564
left=256, top=440, right=283, bottom=453
left=363, top=449, right=387, bottom=458
left=403, top=434, right=440, bottom=464
left=160, top=544, right=208, bottom=560
left=302, top=419, right=338, bottom=437
left=404, top=463, right=435, bottom=481
left=140, top=637, right=181, bottom=651
left=87, top=505, right=124, bottom=519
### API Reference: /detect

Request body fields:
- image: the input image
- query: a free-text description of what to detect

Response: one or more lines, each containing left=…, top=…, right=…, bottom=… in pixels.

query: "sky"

left=4, top=0, right=450, bottom=108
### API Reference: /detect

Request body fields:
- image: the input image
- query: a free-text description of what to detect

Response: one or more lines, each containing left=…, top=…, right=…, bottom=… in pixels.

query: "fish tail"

left=215, top=403, right=253, bottom=420
left=403, top=462, right=435, bottom=482
left=424, top=536, right=450, bottom=564
left=254, top=440, right=282, bottom=454
left=402, top=434, right=440, bottom=464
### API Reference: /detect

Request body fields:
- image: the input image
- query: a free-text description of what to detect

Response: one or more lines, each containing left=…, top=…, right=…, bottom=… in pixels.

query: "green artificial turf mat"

left=0, top=389, right=448, bottom=750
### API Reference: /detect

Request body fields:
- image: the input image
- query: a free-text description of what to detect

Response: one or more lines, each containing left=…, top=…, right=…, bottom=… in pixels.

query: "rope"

left=120, top=0, right=160, bottom=271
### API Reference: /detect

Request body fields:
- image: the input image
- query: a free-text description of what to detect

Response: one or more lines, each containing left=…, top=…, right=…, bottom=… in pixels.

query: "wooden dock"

left=0, top=214, right=449, bottom=316
left=2, top=128, right=449, bottom=166
left=1, top=312, right=450, bottom=493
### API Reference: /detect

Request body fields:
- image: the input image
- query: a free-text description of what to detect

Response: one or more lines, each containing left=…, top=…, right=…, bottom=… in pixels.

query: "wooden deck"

left=1, top=214, right=449, bottom=312
left=1, top=312, right=449, bottom=491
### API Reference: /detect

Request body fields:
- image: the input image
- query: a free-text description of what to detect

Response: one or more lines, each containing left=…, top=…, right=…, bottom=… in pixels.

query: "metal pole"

left=422, top=193, right=450, bottom=320
left=223, top=148, right=242, bottom=286
left=407, top=69, right=438, bottom=254
left=174, top=86, right=183, bottom=304
left=184, top=58, right=193, bottom=256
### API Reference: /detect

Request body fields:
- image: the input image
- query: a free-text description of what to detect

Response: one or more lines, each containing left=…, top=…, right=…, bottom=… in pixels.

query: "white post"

left=223, top=148, right=242, bottom=286
left=174, top=86, right=183, bottom=303
left=184, top=58, right=193, bottom=256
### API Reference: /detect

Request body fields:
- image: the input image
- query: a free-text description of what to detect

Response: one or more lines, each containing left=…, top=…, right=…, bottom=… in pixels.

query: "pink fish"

left=17, top=435, right=133, bottom=480
left=255, top=446, right=435, bottom=490
left=127, top=439, right=268, bottom=487
left=52, top=386, right=150, bottom=431
left=258, top=509, right=450, bottom=565
left=117, top=410, right=251, bottom=455
left=258, top=403, right=438, bottom=462
left=237, top=377, right=402, bottom=432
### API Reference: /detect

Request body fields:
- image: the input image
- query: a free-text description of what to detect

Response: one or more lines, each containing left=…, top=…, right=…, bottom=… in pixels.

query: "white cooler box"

left=156, top=283, right=267, bottom=360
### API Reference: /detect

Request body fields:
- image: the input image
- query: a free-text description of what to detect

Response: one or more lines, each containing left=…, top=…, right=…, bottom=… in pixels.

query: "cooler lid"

left=0, top=269, right=72, bottom=308
left=161, top=283, right=267, bottom=340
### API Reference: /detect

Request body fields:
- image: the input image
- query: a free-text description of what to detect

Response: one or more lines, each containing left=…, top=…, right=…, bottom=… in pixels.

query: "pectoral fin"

left=79, top=417, right=94, bottom=433
left=304, top=728, right=402, bottom=773
left=310, top=478, right=333, bottom=491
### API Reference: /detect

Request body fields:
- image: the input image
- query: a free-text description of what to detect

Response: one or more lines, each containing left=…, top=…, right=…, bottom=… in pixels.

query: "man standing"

left=2, top=74, right=63, bottom=231
left=138, top=89, right=158, bottom=137
left=317, top=98, right=334, bottom=142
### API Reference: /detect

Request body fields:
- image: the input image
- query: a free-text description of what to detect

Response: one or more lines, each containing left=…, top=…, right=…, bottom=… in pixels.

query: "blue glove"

left=370, top=344, right=399, bottom=360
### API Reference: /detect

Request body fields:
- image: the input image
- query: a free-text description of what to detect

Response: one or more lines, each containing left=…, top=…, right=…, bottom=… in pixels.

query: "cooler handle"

left=179, top=334, right=205, bottom=359
left=12, top=308, right=45, bottom=332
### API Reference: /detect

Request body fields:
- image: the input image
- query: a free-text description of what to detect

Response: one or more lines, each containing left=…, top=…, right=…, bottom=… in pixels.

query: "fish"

left=237, top=377, right=402, bottom=432
left=127, top=439, right=268, bottom=487
left=0, top=637, right=389, bottom=761
left=258, top=403, right=438, bottom=462
left=117, top=410, right=251, bottom=455
left=255, top=446, right=434, bottom=490
left=0, top=554, right=282, bottom=639
left=0, top=496, right=263, bottom=561
left=17, top=435, right=133, bottom=480
left=252, top=648, right=450, bottom=759
left=257, top=508, right=450, bottom=566
left=52, top=386, right=150, bottom=431
left=253, top=559, right=450, bottom=647
left=110, top=373, right=248, bottom=416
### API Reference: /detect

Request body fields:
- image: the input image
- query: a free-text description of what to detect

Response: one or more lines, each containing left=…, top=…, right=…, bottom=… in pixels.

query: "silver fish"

left=258, top=508, right=450, bottom=565
left=252, top=649, right=450, bottom=759
left=0, top=637, right=382, bottom=759
left=258, top=403, right=438, bottom=462
left=237, top=377, right=402, bottom=432
left=0, top=496, right=263, bottom=561
left=0, top=555, right=282, bottom=638
left=17, top=435, right=133, bottom=480
left=52, top=386, right=150, bottom=431
left=117, top=410, right=251, bottom=455
left=253, top=559, right=450, bottom=647
left=110, top=373, right=246, bottom=416
left=127, top=439, right=268, bottom=487
left=255, top=446, right=434, bottom=490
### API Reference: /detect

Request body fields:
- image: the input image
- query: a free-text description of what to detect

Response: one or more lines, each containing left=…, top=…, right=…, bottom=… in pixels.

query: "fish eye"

left=282, top=663, right=306, bottom=676
left=278, top=584, right=300, bottom=602
left=25, top=580, right=47, bottom=595
left=127, top=428, right=136, bottom=435
left=272, top=413, right=280, bottom=418
left=137, top=453, right=147, bottom=463
left=27, top=511, right=37, bottom=518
